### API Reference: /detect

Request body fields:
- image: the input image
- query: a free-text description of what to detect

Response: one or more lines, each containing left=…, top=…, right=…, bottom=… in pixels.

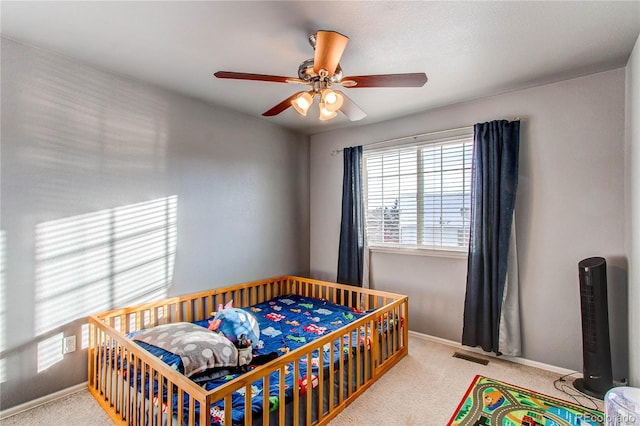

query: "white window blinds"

left=363, top=131, right=473, bottom=251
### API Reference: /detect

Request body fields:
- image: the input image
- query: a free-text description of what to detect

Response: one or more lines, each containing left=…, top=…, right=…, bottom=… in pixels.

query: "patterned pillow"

left=132, top=322, right=238, bottom=377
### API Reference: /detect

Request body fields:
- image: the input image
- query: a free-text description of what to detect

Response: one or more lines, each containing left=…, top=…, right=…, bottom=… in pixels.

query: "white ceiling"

left=2, top=1, right=639, bottom=135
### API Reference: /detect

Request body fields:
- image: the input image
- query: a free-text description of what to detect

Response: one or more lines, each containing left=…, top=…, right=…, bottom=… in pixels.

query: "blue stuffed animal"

left=209, top=306, right=260, bottom=350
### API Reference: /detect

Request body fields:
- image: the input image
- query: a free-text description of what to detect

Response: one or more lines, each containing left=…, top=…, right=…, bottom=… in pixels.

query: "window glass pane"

left=423, top=170, right=441, bottom=193
left=381, top=151, right=399, bottom=176
left=366, top=155, right=383, bottom=178
left=366, top=176, right=383, bottom=208
left=421, top=141, right=472, bottom=249
left=442, top=169, right=464, bottom=193
left=422, top=146, right=441, bottom=173
left=364, top=134, right=473, bottom=251
left=398, top=190, right=417, bottom=244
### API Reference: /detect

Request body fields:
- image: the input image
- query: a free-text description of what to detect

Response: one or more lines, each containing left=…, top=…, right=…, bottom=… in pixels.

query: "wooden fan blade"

left=341, top=73, right=428, bottom=88
left=214, top=71, right=294, bottom=83
left=262, top=92, right=303, bottom=117
left=313, top=31, right=349, bottom=77
left=334, top=90, right=366, bottom=121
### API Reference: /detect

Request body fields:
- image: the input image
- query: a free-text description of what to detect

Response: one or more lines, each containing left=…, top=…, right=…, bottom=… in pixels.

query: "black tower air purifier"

left=573, top=256, right=613, bottom=399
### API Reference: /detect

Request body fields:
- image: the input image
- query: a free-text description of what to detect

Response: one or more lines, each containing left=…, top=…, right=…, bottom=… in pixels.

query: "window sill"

left=367, top=245, right=468, bottom=259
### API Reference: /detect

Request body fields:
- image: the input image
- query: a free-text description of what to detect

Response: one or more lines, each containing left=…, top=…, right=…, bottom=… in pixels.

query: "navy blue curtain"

left=462, top=120, right=520, bottom=354
left=337, top=146, right=364, bottom=287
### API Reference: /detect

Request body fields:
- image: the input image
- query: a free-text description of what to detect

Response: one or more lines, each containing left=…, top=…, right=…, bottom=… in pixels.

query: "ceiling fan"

left=214, top=30, right=428, bottom=122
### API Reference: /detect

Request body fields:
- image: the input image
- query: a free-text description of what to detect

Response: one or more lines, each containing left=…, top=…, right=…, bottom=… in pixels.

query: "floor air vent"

left=452, top=352, right=489, bottom=365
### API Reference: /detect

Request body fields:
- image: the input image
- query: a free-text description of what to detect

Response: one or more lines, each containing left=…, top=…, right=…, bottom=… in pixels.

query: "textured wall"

left=0, top=38, right=309, bottom=409
left=310, top=68, right=628, bottom=378
left=625, top=34, right=640, bottom=387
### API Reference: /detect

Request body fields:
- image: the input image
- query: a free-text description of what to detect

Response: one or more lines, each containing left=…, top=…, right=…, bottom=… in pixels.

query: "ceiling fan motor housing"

left=298, top=58, right=343, bottom=84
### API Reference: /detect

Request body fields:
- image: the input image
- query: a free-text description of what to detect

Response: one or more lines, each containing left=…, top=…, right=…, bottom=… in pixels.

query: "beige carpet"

left=0, top=389, right=113, bottom=426
left=328, top=335, right=602, bottom=425
left=1, top=335, right=601, bottom=425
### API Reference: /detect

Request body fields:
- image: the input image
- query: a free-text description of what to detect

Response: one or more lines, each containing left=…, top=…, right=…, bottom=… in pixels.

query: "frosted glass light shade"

left=319, top=103, right=338, bottom=120
left=292, top=92, right=313, bottom=116
left=321, top=89, right=343, bottom=112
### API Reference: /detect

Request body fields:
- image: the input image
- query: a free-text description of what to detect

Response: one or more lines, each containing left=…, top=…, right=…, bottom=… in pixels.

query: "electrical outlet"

left=63, top=335, right=76, bottom=354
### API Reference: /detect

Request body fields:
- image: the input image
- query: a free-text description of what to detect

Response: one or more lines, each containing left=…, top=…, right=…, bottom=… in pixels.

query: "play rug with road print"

left=447, top=375, right=603, bottom=426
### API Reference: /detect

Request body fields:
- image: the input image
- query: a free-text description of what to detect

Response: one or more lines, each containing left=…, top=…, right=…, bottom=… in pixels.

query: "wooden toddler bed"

left=88, top=275, right=408, bottom=425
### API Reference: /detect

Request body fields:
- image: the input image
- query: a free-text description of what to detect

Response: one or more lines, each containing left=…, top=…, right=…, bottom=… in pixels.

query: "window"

left=364, top=130, right=473, bottom=253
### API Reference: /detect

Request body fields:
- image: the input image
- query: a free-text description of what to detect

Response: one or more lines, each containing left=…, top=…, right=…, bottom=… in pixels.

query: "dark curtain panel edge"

left=462, top=120, right=520, bottom=355
left=337, top=146, right=364, bottom=288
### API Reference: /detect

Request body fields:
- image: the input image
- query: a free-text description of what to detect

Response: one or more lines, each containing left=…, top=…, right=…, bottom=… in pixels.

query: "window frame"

left=362, top=128, right=474, bottom=258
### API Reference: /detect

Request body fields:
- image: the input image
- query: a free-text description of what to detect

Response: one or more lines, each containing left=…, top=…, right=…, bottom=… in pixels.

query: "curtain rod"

left=330, top=118, right=521, bottom=156
left=330, top=124, right=472, bottom=156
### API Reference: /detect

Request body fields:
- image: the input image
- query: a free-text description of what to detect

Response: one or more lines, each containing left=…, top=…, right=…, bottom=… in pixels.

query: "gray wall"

left=625, top=34, right=640, bottom=387
left=0, top=38, right=309, bottom=409
left=310, top=68, right=628, bottom=378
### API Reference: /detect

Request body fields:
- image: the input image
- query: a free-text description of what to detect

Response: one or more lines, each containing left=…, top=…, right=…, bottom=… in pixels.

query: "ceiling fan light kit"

left=214, top=30, right=428, bottom=122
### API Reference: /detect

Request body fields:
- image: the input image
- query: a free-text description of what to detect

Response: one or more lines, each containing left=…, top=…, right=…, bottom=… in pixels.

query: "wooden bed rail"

left=93, top=276, right=406, bottom=332
left=88, top=317, right=211, bottom=425
left=88, top=275, right=408, bottom=426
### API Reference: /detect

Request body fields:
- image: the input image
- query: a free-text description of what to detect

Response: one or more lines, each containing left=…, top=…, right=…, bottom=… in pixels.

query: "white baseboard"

left=0, top=382, right=87, bottom=420
left=408, top=330, right=577, bottom=376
